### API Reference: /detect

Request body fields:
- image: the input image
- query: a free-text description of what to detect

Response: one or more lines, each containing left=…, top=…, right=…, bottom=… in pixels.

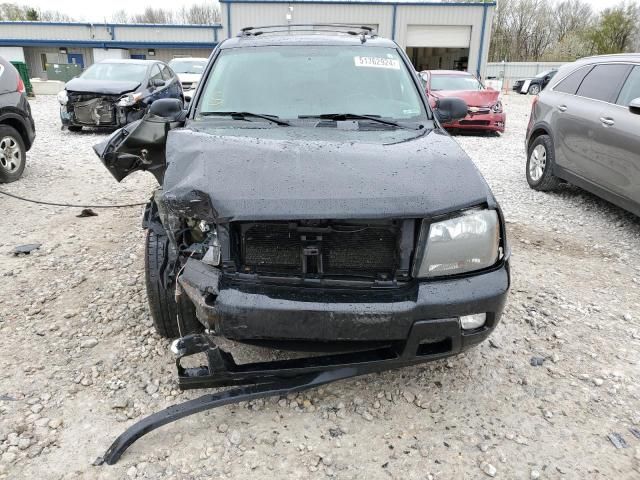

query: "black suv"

left=95, top=26, right=510, bottom=372
left=0, top=56, right=35, bottom=183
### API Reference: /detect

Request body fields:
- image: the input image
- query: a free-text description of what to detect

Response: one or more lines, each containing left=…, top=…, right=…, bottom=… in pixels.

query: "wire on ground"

left=0, top=189, right=147, bottom=208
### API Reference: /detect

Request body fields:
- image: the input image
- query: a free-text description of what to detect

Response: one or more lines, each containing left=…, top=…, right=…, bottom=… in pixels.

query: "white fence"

left=486, top=61, right=567, bottom=89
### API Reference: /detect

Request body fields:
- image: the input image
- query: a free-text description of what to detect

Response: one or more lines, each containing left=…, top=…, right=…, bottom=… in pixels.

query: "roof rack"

left=239, top=24, right=377, bottom=43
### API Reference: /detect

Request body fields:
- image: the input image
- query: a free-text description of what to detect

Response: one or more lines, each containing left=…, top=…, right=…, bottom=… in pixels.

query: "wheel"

left=526, top=135, right=561, bottom=191
left=0, top=125, right=26, bottom=183
left=67, top=125, right=82, bottom=132
left=528, top=84, right=541, bottom=95
left=145, top=228, right=203, bottom=338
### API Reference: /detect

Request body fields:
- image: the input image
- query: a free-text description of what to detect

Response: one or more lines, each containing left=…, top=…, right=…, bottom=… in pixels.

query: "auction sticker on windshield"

left=354, top=56, right=400, bottom=70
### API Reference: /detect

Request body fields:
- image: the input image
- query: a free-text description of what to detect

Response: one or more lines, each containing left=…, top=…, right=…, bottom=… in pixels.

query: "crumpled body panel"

left=161, top=126, right=491, bottom=222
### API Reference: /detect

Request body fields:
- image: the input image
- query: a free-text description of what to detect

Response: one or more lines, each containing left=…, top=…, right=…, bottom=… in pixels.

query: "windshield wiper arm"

left=200, top=111, right=290, bottom=126
left=299, top=113, right=422, bottom=130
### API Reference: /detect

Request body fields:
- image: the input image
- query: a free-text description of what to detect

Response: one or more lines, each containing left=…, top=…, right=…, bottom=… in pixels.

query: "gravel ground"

left=0, top=94, right=639, bottom=480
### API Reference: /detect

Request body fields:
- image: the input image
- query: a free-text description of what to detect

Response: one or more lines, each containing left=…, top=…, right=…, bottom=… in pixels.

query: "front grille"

left=68, top=94, right=116, bottom=125
left=238, top=222, right=400, bottom=279
left=181, top=81, right=194, bottom=90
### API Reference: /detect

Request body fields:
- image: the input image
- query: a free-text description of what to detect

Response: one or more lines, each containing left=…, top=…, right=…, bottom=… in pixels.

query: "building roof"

left=222, top=0, right=495, bottom=4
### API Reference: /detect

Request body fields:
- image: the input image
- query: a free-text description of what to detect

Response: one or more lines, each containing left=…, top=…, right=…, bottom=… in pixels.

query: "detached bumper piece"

left=96, top=318, right=464, bottom=465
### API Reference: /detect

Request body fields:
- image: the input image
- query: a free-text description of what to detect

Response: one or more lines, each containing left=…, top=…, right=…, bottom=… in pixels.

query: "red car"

left=421, top=70, right=506, bottom=133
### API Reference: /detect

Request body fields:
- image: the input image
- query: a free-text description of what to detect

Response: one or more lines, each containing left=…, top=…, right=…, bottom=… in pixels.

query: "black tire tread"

left=145, top=229, right=202, bottom=338
left=527, top=134, right=561, bottom=192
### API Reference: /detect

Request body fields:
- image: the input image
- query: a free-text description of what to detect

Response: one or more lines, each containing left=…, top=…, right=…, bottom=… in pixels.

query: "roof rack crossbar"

left=239, top=24, right=377, bottom=38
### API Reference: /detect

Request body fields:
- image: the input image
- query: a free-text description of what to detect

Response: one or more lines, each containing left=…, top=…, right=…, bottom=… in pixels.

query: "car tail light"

left=16, top=75, right=25, bottom=94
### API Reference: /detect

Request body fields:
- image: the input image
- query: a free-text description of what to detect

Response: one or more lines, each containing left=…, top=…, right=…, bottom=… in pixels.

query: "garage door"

left=406, top=25, right=471, bottom=48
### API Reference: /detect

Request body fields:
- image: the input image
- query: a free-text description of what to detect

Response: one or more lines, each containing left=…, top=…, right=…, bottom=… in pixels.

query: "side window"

left=149, top=64, right=163, bottom=86
left=160, top=64, right=173, bottom=81
left=616, top=66, right=640, bottom=107
left=554, top=66, right=592, bottom=95
left=576, top=64, right=631, bottom=103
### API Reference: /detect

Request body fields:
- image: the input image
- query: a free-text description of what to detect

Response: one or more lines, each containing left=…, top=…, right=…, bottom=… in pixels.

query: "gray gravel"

left=0, top=94, right=639, bottom=479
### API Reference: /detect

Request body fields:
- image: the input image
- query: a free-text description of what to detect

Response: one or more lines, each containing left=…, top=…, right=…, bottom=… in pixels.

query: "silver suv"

left=525, top=54, right=640, bottom=216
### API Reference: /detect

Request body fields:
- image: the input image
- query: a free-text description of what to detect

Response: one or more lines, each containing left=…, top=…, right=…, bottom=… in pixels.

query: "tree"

left=131, top=7, right=175, bottom=24
left=111, top=9, right=129, bottom=24
left=25, top=7, right=38, bottom=20
left=178, top=3, right=220, bottom=24
left=554, top=0, right=594, bottom=43
left=489, top=0, right=600, bottom=62
left=586, top=3, right=639, bottom=55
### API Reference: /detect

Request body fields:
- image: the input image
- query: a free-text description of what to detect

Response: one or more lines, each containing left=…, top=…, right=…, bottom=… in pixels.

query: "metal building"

left=0, top=1, right=494, bottom=80
left=0, top=22, right=221, bottom=79
left=220, top=0, right=496, bottom=76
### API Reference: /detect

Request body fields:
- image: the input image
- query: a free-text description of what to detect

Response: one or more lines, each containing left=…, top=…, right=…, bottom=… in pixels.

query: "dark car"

left=525, top=54, right=640, bottom=216
left=94, top=27, right=510, bottom=375
left=421, top=70, right=506, bottom=133
left=513, top=69, right=558, bottom=95
left=58, top=59, right=182, bottom=131
left=0, top=56, right=35, bottom=183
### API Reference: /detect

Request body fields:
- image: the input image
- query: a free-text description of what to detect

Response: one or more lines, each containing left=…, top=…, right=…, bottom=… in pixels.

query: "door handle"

left=600, top=117, right=615, bottom=127
left=558, top=105, right=567, bottom=112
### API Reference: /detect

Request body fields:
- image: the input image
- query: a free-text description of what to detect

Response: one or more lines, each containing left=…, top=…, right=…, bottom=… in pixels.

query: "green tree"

left=25, top=7, right=38, bottom=21
left=586, top=3, right=639, bottom=55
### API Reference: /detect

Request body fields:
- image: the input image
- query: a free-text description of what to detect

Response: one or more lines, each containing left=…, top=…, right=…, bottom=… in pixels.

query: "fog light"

left=460, top=313, right=486, bottom=330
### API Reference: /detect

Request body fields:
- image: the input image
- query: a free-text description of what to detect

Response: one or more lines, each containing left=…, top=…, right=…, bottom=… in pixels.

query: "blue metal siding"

left=220, top=0, right=495, bottom=5
left=0, top=39, right=217, bottom=49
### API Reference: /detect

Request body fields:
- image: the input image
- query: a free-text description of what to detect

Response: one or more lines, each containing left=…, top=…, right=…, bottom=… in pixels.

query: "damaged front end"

left=92, top=98, right=510, bottom=465
left=60, top=91, right=147, bottom=128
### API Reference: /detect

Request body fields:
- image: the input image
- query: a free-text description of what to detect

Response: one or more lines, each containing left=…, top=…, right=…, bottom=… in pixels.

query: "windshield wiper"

left=200, top=111, right=290, bottom=126
left=299, top=113, right=423, bottom=130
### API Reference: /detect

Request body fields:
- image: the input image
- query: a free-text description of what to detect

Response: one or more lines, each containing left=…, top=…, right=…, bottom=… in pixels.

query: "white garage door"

left=406, top=25, right=471, bottom=48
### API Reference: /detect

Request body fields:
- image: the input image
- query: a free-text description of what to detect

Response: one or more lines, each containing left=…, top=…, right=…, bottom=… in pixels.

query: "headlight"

left=57, top=90, right=68, bottom=105
left=117, top=92, right=143, bottom=107
left=491, top=100, right=503, bottom=113
left=414, top=209, right=500, bottom=278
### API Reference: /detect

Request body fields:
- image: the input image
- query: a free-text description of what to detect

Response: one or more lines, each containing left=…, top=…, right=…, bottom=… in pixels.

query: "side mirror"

left=149, top=98, right=185, bottom=121
left=150, top=78, right=165, bottom=88
left=630, top=97, right=640, bottom=115
left=434, top=97, right=468, bottom=124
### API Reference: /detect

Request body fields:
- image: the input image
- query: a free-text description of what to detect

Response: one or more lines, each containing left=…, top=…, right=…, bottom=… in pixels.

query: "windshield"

left=169, top=59, right=207, bottom=74
left=80, top=63, right=148, bottom=82
left=430, top=75, right=482, bottom=91
left=196, top=46, right=426, bottom=121
left=535, top=70, right=553, bottom=78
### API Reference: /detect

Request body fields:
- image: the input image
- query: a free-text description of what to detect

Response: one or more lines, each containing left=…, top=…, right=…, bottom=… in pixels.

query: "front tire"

left=528, top=84, right=541, bottom=95
left=0, top=125, right=26, bottom=183
left=526, top=135, right=561, bottom=191
left=145, top=229, right=203, bottom=338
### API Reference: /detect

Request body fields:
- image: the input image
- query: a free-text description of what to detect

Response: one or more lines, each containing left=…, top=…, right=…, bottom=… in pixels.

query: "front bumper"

left=443, top=112, right=506, bottom=133
left=60, top=103, right=144, bottom=128
left=178, top=258, right=510, bottom=351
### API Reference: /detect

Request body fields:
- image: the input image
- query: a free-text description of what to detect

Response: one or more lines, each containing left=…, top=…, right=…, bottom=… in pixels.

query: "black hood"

left=162, top=125, right=493, bottom=222
left=65, top=78, right=140, bottom=95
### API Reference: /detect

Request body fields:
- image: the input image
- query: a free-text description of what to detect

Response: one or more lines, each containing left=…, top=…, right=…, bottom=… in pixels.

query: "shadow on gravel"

left=543, top=184, right=640, bottom=231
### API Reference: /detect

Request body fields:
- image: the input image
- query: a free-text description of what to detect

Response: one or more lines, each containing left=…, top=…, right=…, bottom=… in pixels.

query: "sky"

left=19, top=0, right=633, bottom=22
